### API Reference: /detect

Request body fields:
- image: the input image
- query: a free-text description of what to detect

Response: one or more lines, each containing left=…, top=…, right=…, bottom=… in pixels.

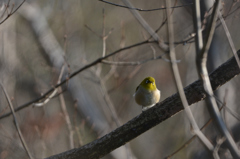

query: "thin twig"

left=101, top=54, right=164, bottom=66
left=34, top=125, right=47, bottom=158
left=33, top=88, right=58, bottom=107
left=59, top=86, right=74, bottom=148
left=57, top=66, right=74, bottom=149
left=96, top=9, right=122, bottom=127
left=0, top=0, right=10, bottom=19
left=99, top=0, right=193, bottom=12
left=84, top=24, right=102, bottom=38
left=99, top=11, right=135, bottom=158
left=218, top=12, right=240, bottom=69
left=0, top=0, right=26, bottom=25
left=46, top=51, right=240, bottom=159
left=223, top=106, right=240, bottom=121
left=150, top=45, right=156, bottom=59
left=0, top=83, right=33, bottom=159
left=121, top=0, right=169, bottom=51
left=166, top=0, right=213, bottom=151
left=102, top=65, right=116, bottom=81
left=96, top=9, right=106, bottom=76
left=154, top=0, right=177, bottom=35
left=166, top=99, right=226, bottom=159
left=73, top=101, right=84, bottom=147
left=194, top=0, right=240, bottom=158
left=0, top=40, right=151, bottom=120
left=225, top=6, right=240, bottom=18
left=99, top=77, right=121, bottom=127
left=33, top=66, right=65, bottom=107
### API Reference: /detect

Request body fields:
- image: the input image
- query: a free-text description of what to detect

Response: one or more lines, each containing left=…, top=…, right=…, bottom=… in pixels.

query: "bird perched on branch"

left=134, top=77, right=160, bottom=111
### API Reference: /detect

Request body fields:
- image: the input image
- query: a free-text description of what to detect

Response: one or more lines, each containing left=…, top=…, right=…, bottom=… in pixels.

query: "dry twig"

left=166, top=0, right=213, bottom=152
left=193, top=0, right=240, bottom=158
left=99, top=0, right=192, bottom=12
left=0, top=83, right=33, bottom=159
left=0, top=0, right=26, bottom=25
left=46, top=51, right=240, bottom=159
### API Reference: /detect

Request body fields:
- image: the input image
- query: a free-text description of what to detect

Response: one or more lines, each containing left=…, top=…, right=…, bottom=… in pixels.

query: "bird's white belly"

left=134, top=86, right=160, bottom=107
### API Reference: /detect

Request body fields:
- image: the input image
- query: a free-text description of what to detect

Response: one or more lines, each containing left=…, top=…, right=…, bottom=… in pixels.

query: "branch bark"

left=46, top=50, right=240, bottom=159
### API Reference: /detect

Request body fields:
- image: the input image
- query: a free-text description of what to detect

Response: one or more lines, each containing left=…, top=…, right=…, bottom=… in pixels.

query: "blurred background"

left=0, top=0, right=240, bottom=159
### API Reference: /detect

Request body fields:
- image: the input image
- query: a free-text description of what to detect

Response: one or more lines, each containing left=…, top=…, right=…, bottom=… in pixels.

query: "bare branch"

left=166, top=0, right=213, bottom=152
left=99, top=0, right=193, bottom=12
left=218, top=12, right=240, bottom=69
left=46, top=51, right=240, bottom=159
left=193, top=0, right=240, bottom=158
left=0, top=83, right=33, bottom=159
left=0, top=40, right=151, bottom=120
left=121, top=0, right=169, bottom=51
left=101, top=54, right=164, bottom=66
left=57, top=66, right=74, bottom=149
left=223, top=105, right=240, bottom=121
left=0, top=0, right=26, bottom=25
left=33, top=65, right=65, bottom=107
left=0, top=0, right=10, bottom=20
left=165, top=104, right=225, bottom=159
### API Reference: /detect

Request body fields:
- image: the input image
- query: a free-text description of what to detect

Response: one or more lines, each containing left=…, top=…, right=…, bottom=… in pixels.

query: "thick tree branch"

left=46, top=50, right=240, bottom=159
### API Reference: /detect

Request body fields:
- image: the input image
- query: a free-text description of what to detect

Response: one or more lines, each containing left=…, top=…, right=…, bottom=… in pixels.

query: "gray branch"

left=46, top=51, right=240, bottom=159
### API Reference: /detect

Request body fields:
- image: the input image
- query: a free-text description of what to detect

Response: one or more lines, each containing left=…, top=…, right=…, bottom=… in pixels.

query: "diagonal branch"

left=166, top=0, right=213, bottom=152
left=0, top=83, right=33, bottom=159
left=46, top=50, right=240, bottom=159
left=0, top=0, right=26, bottom=25
left=121, top=0, right=169, bottom=51
left=0, top=40, right=151, bottom=120
left=194, top=0, right=240, bottom=158
left=218, top=12, right=240, bottom=69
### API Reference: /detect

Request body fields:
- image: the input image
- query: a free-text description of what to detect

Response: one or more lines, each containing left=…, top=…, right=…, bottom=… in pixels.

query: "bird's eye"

left=146, top=80, right=149, bottom=84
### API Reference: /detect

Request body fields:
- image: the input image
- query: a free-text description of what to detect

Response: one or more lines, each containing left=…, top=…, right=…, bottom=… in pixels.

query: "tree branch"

left=194, top=0, right=240, bottom=157
left=0, top=39, right=151, bottom=120
left=0, top=83, right=33, bottom=159
left=0, top=0, right=26, bottom=25
left=99, top=0, right=192, bottom=12
left=46, top=50, right=240, bottom=159
left=166, top=0, right=213, bottom=152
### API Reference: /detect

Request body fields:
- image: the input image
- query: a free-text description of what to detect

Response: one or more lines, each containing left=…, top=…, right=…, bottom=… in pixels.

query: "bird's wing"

left=135, top=86, right=139, bottom=92
left=133, top=86, right=139, bottom=97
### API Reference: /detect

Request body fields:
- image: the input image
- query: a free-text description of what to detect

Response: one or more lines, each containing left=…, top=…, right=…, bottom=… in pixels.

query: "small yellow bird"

left=134, top=77, right=160, bottom=111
